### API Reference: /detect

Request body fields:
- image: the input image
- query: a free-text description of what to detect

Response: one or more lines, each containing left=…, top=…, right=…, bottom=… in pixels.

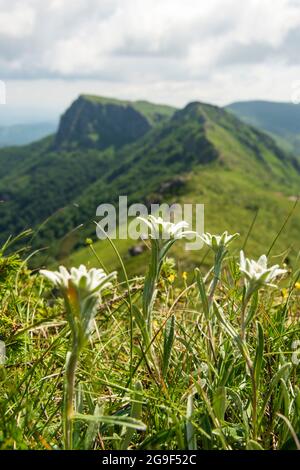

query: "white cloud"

left=0, top=0, right=300, bottom=114
left=0, top=2, right=35, bottom=38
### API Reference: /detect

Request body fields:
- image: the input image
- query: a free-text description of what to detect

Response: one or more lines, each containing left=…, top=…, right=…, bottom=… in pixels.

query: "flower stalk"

left=200, top=231, right=239, bottom=360
left=237, top=251, right=286, bottom=437
left=64, top=348, right=79, bottom=449
left=40, top=265, right=116, bottom=449
left=139, top=216, right=195, bottom=335
left=138, top=216, right=196, bottom=359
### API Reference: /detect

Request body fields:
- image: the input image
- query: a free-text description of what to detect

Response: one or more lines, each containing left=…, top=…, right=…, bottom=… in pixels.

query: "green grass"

left=65, top=162, right=300, bottom=279
left=1, top=228, right=300, bottom=450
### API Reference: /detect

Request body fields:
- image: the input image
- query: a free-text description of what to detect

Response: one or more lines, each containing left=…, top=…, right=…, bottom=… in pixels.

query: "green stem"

left=143, top=241, right=161, bottom=341
left=241, top=302, right=247, bottom=342
left=64, top=346, right=79, bottom=450
left=141, top=241, right=165, bottom=379
left=240, top=291, right=257, bottom=439
left=250, top=367, right=257, bottom=440
left=244, top=353, right=257, bottom=439
left=206, top=249, right=225, bottom=362
left=241, top=291, right=251, bottom=342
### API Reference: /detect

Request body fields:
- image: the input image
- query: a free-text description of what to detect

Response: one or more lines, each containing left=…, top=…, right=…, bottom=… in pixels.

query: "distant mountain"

left=0, top=122, right=57, bottom=147
left=0, top=94, right=299, bottom=270
left=54, top=94, right=175, bottom=150
left=226, top=100, right=300, bottom=155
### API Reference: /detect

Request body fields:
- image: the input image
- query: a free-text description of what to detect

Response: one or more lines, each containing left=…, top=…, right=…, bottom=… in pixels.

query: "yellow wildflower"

left=168, top=273, right=175, bottom=283
left=182, top=271, right=188, bottom=281
left=295, top=282, right=300, bottom=290
left=281, top=288, right=288, bottom=300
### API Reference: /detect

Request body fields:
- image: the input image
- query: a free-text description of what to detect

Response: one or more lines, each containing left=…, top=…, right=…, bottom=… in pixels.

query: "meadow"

left=0, top=216, right=300, bottom=451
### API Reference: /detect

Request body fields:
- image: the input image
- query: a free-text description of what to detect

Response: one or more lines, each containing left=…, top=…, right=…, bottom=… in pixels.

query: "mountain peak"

left=54, top=94, right=176, bottom=150
left=172, top=101, right=223, bottom=123
left=54, top=95, right=150, bottom=150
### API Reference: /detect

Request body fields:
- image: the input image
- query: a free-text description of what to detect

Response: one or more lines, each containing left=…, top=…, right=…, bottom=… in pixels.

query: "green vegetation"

left=0, top=96, right=299, bottom=274
left=1, top=94, right=300, bottom=450
left=68, top=165, right=300, bottom=277
left=66, top=103, right=300, bottom=274
left=1, top=225, right=300, bottom=450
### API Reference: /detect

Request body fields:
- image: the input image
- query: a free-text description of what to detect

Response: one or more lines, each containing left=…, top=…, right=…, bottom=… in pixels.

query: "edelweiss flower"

left=200, top=231, right=239, bottom=253
left=239, top=251, right=286, bottom=289
left=138, top=215, right=196, bottom=240
left=40, top=265, right=116, bottom=343
left=40, top=265, right=116, bottom=297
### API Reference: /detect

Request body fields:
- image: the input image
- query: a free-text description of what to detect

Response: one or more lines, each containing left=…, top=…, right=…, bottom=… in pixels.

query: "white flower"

left=40, top=265, right=116, bottom=296
left=239, top=250, right=286, bottom=288
left=40, top=265, right=70, bottom=288
left=40, top=265, right=117, bottom=343
left=200, top=231, right=239, bottom=252
left=137, top=215, right=196, bottom=241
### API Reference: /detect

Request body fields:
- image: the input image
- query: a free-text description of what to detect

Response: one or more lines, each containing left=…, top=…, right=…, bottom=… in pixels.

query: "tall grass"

left=0, top=228, right=300, bottom=450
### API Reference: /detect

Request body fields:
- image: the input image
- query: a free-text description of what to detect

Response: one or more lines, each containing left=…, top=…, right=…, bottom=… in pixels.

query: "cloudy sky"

left=0, top=0, right=300, bottom=123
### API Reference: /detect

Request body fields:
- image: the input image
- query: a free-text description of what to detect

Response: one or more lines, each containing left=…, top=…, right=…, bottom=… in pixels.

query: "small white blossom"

left=239, top=250, right=286, bottom=289
left=137, top=215, right=196, bottom=240
left=40, top=265, right=70, bottom=288
left=40, top=265, right=116, bottom=342
left=200, top=231, right=239, bottom=252
left=40, top=265, right=116, bottom=296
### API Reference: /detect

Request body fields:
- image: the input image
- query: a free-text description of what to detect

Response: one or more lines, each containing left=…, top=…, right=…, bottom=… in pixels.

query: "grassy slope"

left=66, top=107, right=300, bottom=276
left=66, top=166, right=300, bottom=277
left=2, top=228, right=300, bottom=450
left=0, top=136, right=53, bottom=180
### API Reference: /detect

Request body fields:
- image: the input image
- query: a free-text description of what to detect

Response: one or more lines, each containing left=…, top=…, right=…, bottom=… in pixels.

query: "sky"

left=0, top=0, right=300, bottom=123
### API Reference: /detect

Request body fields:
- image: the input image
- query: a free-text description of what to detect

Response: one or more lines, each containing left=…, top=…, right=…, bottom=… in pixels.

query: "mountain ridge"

left=0, top=94, right=299, bottom=269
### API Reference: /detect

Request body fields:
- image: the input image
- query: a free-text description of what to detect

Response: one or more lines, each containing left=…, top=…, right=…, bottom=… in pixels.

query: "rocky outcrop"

left=54, top=95, right=151, bottom=150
